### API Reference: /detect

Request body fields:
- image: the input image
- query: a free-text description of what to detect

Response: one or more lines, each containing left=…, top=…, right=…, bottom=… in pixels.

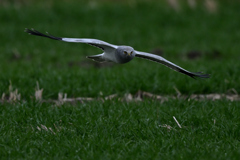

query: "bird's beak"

left=128, top=51, right=133, bottom=56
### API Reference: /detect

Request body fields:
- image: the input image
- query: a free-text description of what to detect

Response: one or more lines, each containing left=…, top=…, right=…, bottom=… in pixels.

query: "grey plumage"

left=114, top=46, right=135, bottom=64
left=25, top=28, right=210, bottom=79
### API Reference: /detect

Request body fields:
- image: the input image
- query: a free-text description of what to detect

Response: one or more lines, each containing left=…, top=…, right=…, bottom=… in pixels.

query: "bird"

left=25, top=28, right=209, bottom=79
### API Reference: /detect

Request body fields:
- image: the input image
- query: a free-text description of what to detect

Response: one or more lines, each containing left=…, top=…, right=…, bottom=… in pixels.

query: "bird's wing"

left=135, top=51, right=210, bottom=79
left=25, top=28, right=118, bottom=51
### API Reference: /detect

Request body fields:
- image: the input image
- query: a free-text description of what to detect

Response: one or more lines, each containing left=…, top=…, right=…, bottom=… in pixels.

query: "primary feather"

left=135, top=51, right=209, bottom=79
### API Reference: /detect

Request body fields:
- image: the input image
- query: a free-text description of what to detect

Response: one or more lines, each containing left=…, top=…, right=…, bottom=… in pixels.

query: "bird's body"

left=25, top=28, right=209, bottom=79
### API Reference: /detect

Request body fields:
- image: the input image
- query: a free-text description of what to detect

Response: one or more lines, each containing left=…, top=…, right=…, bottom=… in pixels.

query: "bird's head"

left=115, top=46, right=136, bottom=64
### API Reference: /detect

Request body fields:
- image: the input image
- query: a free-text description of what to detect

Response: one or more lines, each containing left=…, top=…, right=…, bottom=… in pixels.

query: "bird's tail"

left=86, top=54, right=106, bottom=63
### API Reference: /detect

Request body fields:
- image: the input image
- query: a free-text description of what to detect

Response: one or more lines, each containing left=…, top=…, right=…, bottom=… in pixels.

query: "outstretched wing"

left=25, top=28, right=118, bottom=51
left=135, top=51, right=210, bottom=79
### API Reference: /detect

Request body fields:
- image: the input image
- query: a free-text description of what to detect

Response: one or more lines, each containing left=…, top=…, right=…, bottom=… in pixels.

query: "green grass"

left=1, top=100, right=240, bottom=159
left=0, top=0, right=240, bottom=159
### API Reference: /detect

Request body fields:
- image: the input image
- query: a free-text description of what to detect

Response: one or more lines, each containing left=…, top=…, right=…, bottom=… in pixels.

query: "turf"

left=1, top=100, right=240, bottom=159
left=0, top=0, right=240, bottom=159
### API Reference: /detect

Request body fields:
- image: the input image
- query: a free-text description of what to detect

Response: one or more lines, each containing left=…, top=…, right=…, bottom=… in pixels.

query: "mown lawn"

left=1, top=100, right=240, bottom=159
left=0, top=0, right=240, bottom=159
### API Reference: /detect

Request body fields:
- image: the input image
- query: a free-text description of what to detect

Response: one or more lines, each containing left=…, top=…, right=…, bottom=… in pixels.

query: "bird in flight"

left=25, top=28, right=209, bottom=79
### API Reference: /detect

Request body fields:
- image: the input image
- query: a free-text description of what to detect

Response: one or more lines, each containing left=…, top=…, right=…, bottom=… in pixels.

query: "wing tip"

left=191, top=72, right=210, bottom=80
left=24, top=28, right=62, bottom=40
left=24, top=28, right=33, bottom=34
left=178, top=70, right=210, bottom=79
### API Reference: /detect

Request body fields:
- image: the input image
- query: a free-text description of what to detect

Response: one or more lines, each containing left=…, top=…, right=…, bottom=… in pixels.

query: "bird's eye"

left=124, top=51, right=127, bottom=54
left=130, top=51, right=133, bottom=54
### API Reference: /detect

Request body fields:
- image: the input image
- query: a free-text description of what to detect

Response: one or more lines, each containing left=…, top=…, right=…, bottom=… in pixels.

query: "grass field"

left=1, top=100, right=240, bottom=159
left=0, top=0, right=240, bottom=159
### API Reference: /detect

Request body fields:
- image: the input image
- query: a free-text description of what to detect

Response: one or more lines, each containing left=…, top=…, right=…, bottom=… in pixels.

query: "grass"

left=1, top=100, right=240, bottom=159
left=0, top=0, right=240, bottom=159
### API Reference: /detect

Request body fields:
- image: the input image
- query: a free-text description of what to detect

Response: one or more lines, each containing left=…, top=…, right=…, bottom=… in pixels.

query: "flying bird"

left=25, top=28, right=209, bottom=79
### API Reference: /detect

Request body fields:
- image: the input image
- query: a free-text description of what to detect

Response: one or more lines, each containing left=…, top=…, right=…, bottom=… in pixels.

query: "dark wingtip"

left=24, top=28, right=62, bottom=40
left=191, top=72, right=210, bottom=79
left=178, top=70, right=210, bottom=79
left=24, top=28, right=33, bottom=34
left=24, top=28, right=40, bottom=35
